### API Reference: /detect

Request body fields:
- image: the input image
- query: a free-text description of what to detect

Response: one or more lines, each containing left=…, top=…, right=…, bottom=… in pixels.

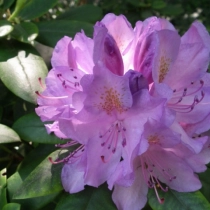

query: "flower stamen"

left=35, top=91, right=68, bottom=99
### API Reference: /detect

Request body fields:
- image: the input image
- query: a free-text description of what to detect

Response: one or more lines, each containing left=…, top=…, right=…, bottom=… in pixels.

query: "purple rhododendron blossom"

left=35, top=13, right=210, bottom=210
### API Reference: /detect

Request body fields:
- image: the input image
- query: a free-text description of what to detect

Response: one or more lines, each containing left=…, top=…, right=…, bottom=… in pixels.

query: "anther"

left=49, top=157, right=66, bottom=164
left=101, top=156, right=105, bottom=162
left=122, top=138, right=126, bottom=147
left=183, top=88, right=187, bottom=96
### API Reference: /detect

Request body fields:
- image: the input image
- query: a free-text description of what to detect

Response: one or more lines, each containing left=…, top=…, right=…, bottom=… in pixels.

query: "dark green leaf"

left=2, top=203, right=20, bottom=210
left=57, top=5, right=102, bottom=23
left=141, top=10, right=153, bottom=19
left=151, top=1, right=166, bottom=9
left=18, top=0, right=58, bottom=20
left=0, top=168, right=7, bottom=210
left=126, top=0, right=141, bottom=7
left=36, top=20, right=93, bottom=47
left=13, top=149, right=66, bottom=199
left=56, top=184, right=117, bottom=210
left=13, top=113, right=64, bottom=144
left=0, top=50, right=48, bottom=103
left=0, top=107, right=2, bottom=121
left=7, top=145, right=64, bottom=209
left=7, top=144, right=56, bottom=197
left=0, top=40, right=40, bottom=62
left=9, top=173, right=59, bottom=210
left=0, top=20, right=13, bottom=37
left=2, top=0, right=15, bottom=10
left=199, top=168, right=210, bottom=202
left=160, top=4, right=184, bottom=16
left=148, top=189, right=210, bottom=210
left=0, top=124, right=20, bottom=143
left=11, top=22, right=38, bottom=43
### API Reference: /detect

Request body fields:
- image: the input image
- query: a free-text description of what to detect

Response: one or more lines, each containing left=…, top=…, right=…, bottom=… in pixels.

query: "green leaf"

left=13, top=113, right=64, bottom=144
left=36, top=20, right=93, bottom=47
left=0, top=107, right=2, bottom=120
left=8, top=0, right=28, bottom=21
left=8, top=171, right=59, bottom=210
left=56, top=184, right=117, bottom=210
left=11, top=22, right=38, bottom=43
left=148, top=189, right=210, bottom=210
left=126, top=0, right=140, bottom=7
left=0, top=168, right=7, bottom=210
left=8, top=144, right=56, bottom=192
left=2, top=203, right=20, bottom=210
left=151, top=1, right=166, bottom=9
left=1, top=0, right=15, bottom=10
left=0, top=20, right=13, bottom=37
left=7, top=144, right=59, bottom=210
left=13, top=149, right=67, bottom=199
left=0, top=39, right=40, bottom=62
left=160, top=4, right=184, bottom=16
left=199, top=168, right=210, bottom=202
left=0, top=50, right=48, bottom=104
left=18, top=0, right=58, bottom=20
left=0, top=124, right=20, bottom=144
left=57, top=5, right=102, bottom=23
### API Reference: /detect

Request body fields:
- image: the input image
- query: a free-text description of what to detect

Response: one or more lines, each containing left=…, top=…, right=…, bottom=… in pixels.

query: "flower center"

left=158, top=55, right=171, bottom=83
left=96, top=87, right=127, bottom=115
left=148, top=134, right=160, bottom=144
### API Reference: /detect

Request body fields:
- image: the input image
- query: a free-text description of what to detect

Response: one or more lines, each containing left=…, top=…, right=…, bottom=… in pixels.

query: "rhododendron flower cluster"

left=36, top=14, right=210, bottom=210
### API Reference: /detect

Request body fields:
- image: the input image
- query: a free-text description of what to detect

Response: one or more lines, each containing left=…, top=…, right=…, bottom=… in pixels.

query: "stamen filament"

left=35, top=91, right=68, bottom=99
left=151, top=176, right=165, bottom=204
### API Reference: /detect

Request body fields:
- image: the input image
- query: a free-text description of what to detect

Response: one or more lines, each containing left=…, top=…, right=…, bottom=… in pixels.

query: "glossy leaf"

left=2, top=203, right=20, bottom=210
left=12, top=113, right=64, bottom=144
left=8, top=144, right=56, bottom=194
left=148, top=189, right=210, bottom=210
left=13, top=149, right=67, bottom=199
left=0, top=168, right=7, bottom=210
left=0, top=40, right=39, bottom=62
left=57, top=5, right=102, bottom=23
left=0, top=50, right=48, bottom=104
left=18, top=0, right=58, bottom=20
left=7, top=145, right=59, bottom=210
left=56, top=184, right=117, bottom=210
left=11, top=22, right=38, bottom=43
left=0, top=20, right=13, bottom=37
left=8, top=171, right=59, bottom=210
left=36, top=20, right=93, bottom=47
left=0, top=124, right=20, bottom=144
